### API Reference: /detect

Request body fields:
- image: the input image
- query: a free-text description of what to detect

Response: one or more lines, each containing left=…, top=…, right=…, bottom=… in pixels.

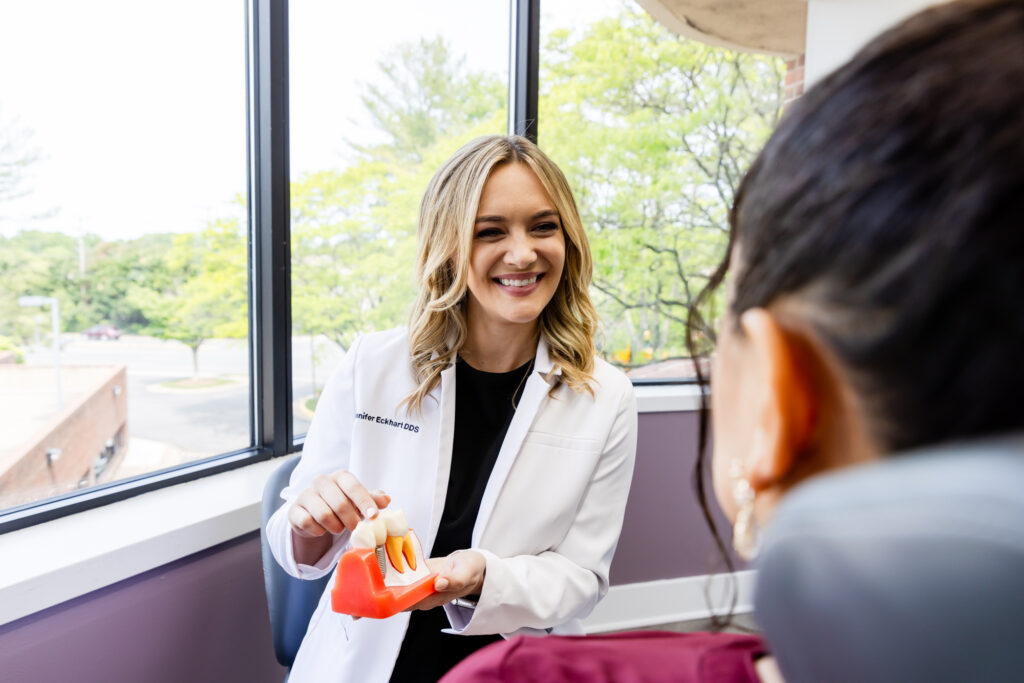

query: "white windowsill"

left=633, top=383, right=705, bottom=413
left=0, top=459, right=279, bottom=627
left=0, top=383, right=701, bottom=628
left=583, top=571, right=755, bottom=633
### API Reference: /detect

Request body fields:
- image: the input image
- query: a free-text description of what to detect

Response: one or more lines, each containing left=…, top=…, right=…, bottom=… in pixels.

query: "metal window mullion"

left=509, top=0, right=540, bottom=142
left=249, top=0, right=293, bottom=457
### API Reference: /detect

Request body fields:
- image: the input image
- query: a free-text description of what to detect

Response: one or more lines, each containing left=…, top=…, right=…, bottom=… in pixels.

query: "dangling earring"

left=729, top=459, right=760, bottom=561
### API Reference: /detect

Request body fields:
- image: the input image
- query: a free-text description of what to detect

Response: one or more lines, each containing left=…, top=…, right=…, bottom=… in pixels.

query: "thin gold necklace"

left=511, top=357, right=535, bottom=411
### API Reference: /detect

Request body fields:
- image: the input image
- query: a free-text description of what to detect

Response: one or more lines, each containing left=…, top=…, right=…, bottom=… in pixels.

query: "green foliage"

left=87, top=233, right=176, bottom=330
left=540, top=7, right=783, bottom=364
left=354, top=37, right=506, bottom=164
left=0, top=229, right=182, bottom=344
left=291, top=162, right=419, bottom=352
left=0, top=230, right=82, bottom=340
left=0, top=335, right=24, bottom=363
left=138, top=217, right=248, bottom=374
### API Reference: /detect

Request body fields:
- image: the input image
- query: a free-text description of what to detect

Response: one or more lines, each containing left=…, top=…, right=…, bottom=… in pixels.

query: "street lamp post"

left=18, top=295, right=63, bottom=412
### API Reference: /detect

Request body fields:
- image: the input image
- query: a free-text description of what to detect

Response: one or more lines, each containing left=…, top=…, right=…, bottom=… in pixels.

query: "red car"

left=84, top=324, right=122, bottom=340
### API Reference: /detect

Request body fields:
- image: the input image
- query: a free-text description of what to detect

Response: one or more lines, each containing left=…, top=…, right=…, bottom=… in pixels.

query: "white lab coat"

left=266, top=327, right=638, bottom=683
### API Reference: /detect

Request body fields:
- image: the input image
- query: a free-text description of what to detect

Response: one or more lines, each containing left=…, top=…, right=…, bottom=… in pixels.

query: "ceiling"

left=634, top=0, right=807, bottom=57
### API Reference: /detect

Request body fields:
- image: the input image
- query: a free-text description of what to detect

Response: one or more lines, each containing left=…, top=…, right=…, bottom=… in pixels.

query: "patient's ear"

left=739, top=309, right=816, bottom=492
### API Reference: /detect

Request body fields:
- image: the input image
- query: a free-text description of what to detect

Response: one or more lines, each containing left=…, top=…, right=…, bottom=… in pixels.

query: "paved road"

left=24, top=335, right=332, bottom=456
left=127, top=375, right=253, bottom=454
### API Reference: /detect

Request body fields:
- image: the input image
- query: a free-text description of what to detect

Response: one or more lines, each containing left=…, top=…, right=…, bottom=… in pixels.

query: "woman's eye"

left=475, top=227, right=503, bottom=239
left=533, top=222, right=559, bottom=233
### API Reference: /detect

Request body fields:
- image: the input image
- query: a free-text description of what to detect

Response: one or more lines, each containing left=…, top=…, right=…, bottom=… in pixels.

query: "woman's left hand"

left=408, top=550, right=486, bottom=611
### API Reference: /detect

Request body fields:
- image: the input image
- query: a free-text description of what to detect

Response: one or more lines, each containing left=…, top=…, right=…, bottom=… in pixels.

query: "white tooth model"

left=349, top=515, right=385, bottom=549
left=350, top=509, right=430, bottom=587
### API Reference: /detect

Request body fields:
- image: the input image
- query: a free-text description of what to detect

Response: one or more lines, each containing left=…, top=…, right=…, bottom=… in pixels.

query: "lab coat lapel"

left=471, top=338, right=560, bottom=547
left=425, top=362, right=456, bottom=556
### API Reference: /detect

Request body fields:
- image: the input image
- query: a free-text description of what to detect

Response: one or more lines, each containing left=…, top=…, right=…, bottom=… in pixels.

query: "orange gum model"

left=331, top=549, right=437, bottom=618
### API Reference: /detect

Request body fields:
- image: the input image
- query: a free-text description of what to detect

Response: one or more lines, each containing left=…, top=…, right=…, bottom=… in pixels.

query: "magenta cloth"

left=440, top=630, right=766, bottom=683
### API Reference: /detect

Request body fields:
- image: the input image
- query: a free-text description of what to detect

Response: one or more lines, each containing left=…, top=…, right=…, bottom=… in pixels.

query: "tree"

left=353, top=37, right=506, bottom=164
left=139, top=218, right=247, bottom=375
left=0, top=228, right=181, bottom=346
left=291, top=163, right=419, bottom=354
left=540, top=7, right=783, bottom=365
left=84, top=233, right=176, bottom=330
left=0, top=230, right=80, bottom=343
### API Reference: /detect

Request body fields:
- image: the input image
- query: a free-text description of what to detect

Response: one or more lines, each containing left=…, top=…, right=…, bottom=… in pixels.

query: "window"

left=0, top=0, right=521, bottom=531
left=540, top=0, right=784, bottom=381
left=0, top=0, right=782, bottom=530
left=0, top=1, right=249, bottom=520
left=289, top=0, right=510, bottom=437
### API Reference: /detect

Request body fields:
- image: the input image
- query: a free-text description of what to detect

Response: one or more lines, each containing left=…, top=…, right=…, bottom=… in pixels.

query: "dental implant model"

left=349, top=509, right=430, bottom=586
left=332, top=508, right=436, bottom=618
left=380, top=509, right=423, bottom=578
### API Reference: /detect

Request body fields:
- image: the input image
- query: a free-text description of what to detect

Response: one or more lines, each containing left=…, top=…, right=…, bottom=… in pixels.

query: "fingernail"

left=363, top=506, right=378, bottom=519
left=435, top=578, right=449, bottom=591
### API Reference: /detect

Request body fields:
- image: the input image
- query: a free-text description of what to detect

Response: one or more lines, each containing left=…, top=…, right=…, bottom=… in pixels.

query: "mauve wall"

left=0, top=411, right=730, bottom=682
left=0, top=532, right=286, bottom=683
left=612, top=410, right=741, bottom=584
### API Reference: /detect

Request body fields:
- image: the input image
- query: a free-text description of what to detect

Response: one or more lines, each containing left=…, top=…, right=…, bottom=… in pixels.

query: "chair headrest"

left=754, top=435, right=1024, bottom=683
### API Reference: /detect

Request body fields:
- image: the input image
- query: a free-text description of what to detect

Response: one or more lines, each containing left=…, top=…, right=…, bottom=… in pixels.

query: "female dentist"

left=266, top=135, right=639, bottom=682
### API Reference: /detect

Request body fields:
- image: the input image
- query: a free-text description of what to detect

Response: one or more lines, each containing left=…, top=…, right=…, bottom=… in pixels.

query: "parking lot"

left=21, top=334, right=342, bottom=479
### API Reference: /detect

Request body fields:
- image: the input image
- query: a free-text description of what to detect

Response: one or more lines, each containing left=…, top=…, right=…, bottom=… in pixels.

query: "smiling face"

left=465, top=162, right=566, bottom=333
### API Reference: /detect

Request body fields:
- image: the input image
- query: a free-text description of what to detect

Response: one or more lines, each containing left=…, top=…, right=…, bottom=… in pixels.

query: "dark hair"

left=687, top=0, right=1024, bottom=599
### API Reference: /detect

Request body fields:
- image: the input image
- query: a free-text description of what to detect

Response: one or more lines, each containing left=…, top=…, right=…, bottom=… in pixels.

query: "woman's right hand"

left=287, top=470, right=390, bottom=564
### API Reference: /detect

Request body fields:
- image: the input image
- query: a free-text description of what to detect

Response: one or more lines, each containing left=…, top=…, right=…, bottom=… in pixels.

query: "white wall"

left=805, top=0, right=946, bottom=87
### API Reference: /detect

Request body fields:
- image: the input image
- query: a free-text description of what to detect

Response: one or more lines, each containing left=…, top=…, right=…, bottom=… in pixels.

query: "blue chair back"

left=260, top=455, right=332, bottom=670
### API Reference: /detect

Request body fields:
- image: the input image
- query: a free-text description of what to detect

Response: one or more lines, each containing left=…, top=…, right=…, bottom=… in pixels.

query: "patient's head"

left=700, top=0, right=1024, bottom=525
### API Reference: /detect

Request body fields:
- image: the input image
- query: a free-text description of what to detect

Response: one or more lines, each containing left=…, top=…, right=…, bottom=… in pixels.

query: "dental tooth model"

left=381, top=509, right=418, bottom=574
left=350, top=514, right=386, bottom=549
left=333, top=506, right=437, bottom=617
left=349, top=509, right=430, bottom=587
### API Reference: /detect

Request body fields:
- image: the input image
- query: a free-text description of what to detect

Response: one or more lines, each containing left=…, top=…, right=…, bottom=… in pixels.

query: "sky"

left=0, top=0, right=626, bottom=241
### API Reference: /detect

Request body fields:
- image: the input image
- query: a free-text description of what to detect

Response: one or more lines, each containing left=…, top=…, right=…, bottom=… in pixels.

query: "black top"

left=389, top=356, right=533, bottom=683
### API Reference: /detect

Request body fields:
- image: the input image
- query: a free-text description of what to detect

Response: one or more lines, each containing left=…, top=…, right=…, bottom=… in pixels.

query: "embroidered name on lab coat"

left=355, top=411, right=420, bottom=433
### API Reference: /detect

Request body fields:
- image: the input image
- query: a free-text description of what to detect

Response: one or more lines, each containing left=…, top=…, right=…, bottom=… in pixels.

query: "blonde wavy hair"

left=403, top=135, right=598, bottom=414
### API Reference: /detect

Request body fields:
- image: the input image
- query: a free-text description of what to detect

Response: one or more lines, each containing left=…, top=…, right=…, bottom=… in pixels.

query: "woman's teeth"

left=498, top=275, right=539, bottom=287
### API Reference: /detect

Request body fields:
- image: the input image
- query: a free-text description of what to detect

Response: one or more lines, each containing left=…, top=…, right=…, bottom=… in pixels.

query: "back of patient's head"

left=726, top=0, right=1024, bottom=455
left=733, top=8, right=1024, bottom=681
